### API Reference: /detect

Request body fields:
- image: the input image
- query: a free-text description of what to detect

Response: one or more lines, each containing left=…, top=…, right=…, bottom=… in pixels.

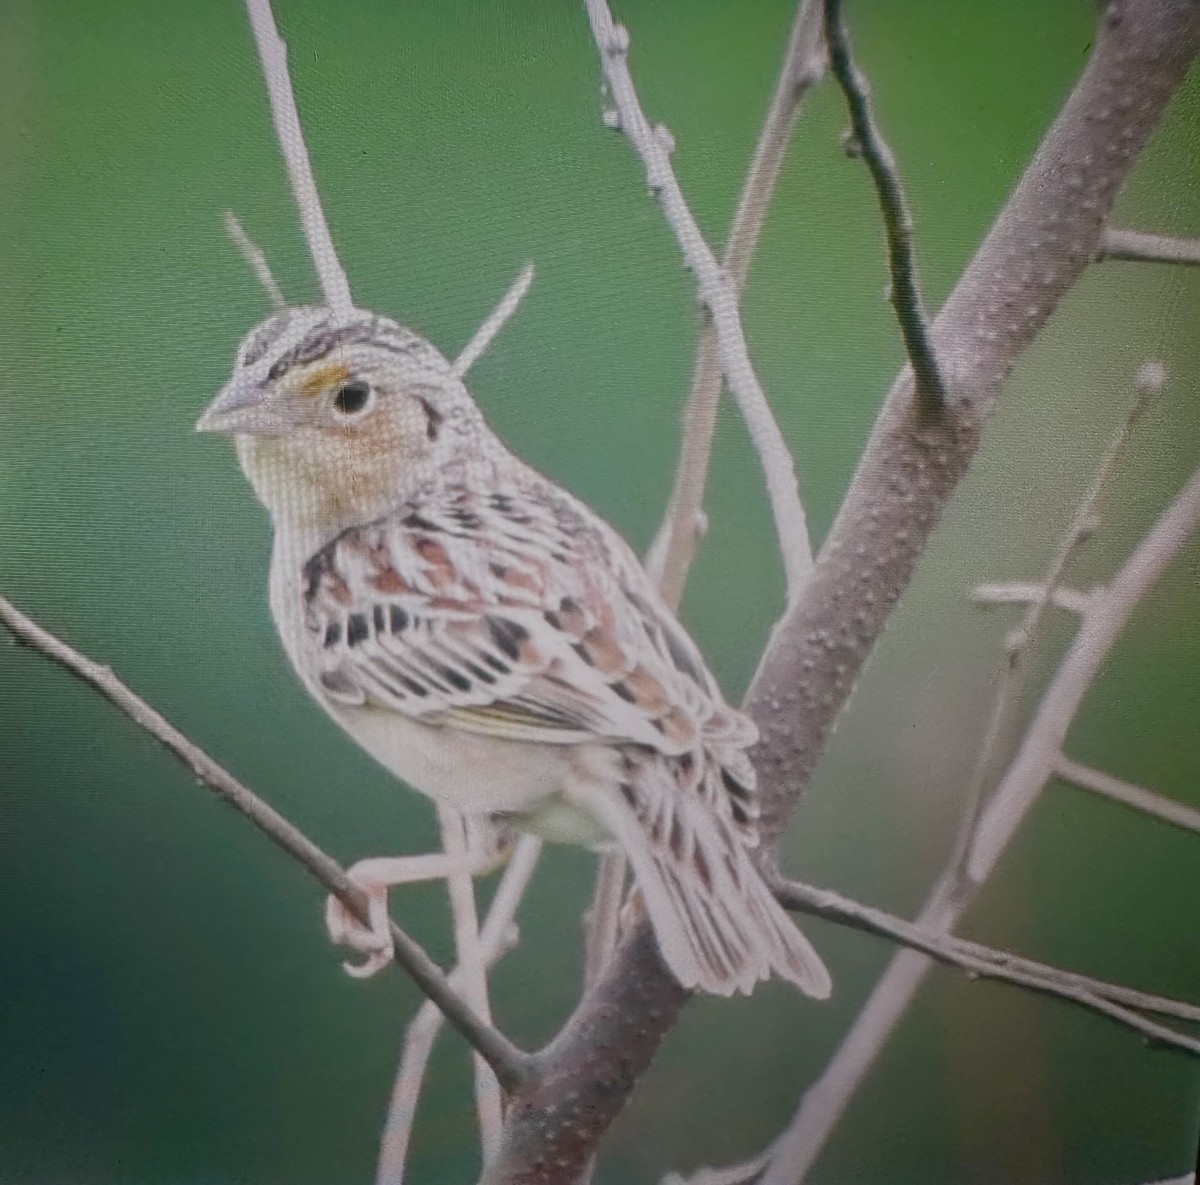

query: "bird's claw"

left=325, top=881, right=395, bottom=979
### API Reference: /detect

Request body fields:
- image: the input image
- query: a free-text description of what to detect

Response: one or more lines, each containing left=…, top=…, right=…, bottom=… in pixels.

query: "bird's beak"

left=195, top=377, right=285, bottom=437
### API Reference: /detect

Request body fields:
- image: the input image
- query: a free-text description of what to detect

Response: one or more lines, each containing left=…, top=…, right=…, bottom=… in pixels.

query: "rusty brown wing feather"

left=301, top=480, right=755, bottom=762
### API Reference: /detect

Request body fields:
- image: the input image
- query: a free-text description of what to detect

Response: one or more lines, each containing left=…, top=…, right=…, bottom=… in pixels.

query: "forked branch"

left=647, top=0, right=826, bottom=608
left=482, top=5, right=1200, bottom=1181
left=749, top=463, right=1200, bottom=1185
left=376, top=836, right=542, bottom=1185
left=947, top=362, right=1160, bottom=881
left=585, top=0, right=814, bottom=598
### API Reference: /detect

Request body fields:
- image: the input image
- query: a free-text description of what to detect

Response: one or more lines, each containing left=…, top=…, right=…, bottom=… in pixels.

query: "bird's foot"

left=325, top=860, right=400, bottom=979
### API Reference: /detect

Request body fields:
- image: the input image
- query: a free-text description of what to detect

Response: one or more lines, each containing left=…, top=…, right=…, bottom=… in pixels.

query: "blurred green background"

left=1, top=1, right=1198, bottom=1182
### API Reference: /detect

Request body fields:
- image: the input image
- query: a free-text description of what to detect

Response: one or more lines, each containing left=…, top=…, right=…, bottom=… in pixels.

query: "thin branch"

left=585, top=0, right=814, bottom=600
left=1098, top=227, right=1200, bottom=266
left=662, top=1150, right=774, bottom=1185
left=583, top=852, right=627, bottom=988
left=758, top=465, right=1200, bottom=1185
left=822, top=0, right=944, bottom=412
left=1056, top=756, right=1200, bottom=838
left=224, top=210, right=286, bottom=309
left=437, top=807, right=503, bottom=1157
left=772, top=878, right=1200, bottom=1052
left=482, top=6, right=1200, bottom=1181
left=576, top=858, right=630, bottom=1185
left=376, top=836, right=541, bottom=1185
left=971, top=581, right=1092, bottom=616
left=968, top=465, right=1200, bottom=874
left=748, top=0, right=1197, bottom=854
left=0, top=594, right=531, bottom=1094
left=244, top=0, right=353, bottom=317
left=452, top=264, right=536, bottom=380
left=656, top=861, right=1200, bottom=1185
left=647, top=0, right=826, bottom=608
left=948, top=362, right=1159, bottom=884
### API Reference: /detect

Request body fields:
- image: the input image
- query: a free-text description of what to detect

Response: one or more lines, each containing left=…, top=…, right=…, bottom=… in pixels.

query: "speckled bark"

left=749, top=0, right=1200, bottom=848
left=480, top=4, right=1200, bottom=1181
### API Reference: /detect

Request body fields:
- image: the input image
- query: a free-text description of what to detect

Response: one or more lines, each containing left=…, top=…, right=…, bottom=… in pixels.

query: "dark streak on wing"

left=299, top=481, right=759, bottom=836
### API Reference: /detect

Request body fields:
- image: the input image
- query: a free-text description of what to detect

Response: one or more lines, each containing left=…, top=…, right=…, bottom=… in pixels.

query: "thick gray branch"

left=757, top=464, right=1200, bottom=1183
left=479, top=4, right=1200, bottom=1182
left=747, top=0, right=1200, bottom=851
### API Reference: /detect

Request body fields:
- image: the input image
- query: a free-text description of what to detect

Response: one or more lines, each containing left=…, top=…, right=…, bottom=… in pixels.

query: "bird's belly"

left=332, top=703, right=572, bottom=816
left=506, top=795, right=615, bottom=847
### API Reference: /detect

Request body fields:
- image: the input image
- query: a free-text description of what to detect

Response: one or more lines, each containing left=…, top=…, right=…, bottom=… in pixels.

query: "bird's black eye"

left=333, top=380, right=372, bottom=416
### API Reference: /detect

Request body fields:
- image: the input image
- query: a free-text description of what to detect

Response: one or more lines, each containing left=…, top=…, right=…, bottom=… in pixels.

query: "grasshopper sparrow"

left=197, top=305, right=830, bottom=999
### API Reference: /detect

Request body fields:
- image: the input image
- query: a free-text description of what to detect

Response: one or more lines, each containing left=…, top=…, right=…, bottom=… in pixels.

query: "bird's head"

left=198, top=307, right=482, bottom=530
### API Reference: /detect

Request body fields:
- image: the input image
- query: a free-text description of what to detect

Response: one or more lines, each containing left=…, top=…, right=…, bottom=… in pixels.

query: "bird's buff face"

left=197, top=307, right=474, bottom=532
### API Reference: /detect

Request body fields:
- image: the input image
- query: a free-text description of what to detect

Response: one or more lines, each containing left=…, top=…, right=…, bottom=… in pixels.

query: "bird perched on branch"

left=197, top=305, right=830, bottom=999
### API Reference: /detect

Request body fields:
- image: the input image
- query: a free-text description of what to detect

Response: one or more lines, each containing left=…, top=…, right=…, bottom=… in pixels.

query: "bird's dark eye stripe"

left=417, top=396, right=443, bottom=441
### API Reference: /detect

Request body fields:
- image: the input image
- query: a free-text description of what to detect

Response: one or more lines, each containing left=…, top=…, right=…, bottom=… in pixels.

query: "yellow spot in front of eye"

left=300, top=362, right=351, bottom=398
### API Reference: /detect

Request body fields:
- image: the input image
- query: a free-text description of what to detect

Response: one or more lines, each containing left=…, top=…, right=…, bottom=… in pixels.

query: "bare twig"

left=452, top=264, right=536, bottom=380
left=436, top=807, right=503, bottom=1157
left=663, top=864, right=1200, bottom=1185
left=757, top=465, right=1200, bottom=1185
left=244, top=0, right=353, bottom=317
left=822, top=0, right=944, bottom=412
left=0, top=594, right=531, bottom=1093
left=224, top=210, right=286, bottom=309
left=376, top=836, right=541, bottom=1185
left=586, top=0, right=814, bottom=599
left=567, top=852, right=631, bottom=1185
left=1056, top=756, right=1200, bottom=837
left=1098, top=227, right=1200, bottom=266
left=482, top=7, right=1200, bottom=1178
left=771, top=878, right=1200, bottom=1050
left=647, top=0, right=826, bottom=608
left=971, top=581, right=1092, bottom=616
left=948, top=363, right=1158, bottom=882
left=968, top=466, right=1200, bottom=874
left=583, top=852, right=627, bottom=987
left=662, top=1150, right=774, bottom=1185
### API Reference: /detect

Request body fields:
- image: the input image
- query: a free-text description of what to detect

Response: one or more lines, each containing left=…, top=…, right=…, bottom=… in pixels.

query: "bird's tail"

left=584, top=755, right=832, bottom=999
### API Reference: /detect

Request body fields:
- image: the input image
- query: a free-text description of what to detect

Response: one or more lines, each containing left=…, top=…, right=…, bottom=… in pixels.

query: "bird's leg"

left=325, top=819, right=512, bottom=978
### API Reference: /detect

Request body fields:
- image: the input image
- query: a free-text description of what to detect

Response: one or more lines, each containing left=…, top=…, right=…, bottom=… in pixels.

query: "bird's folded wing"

left=300, top=481, right=755, bottom=755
